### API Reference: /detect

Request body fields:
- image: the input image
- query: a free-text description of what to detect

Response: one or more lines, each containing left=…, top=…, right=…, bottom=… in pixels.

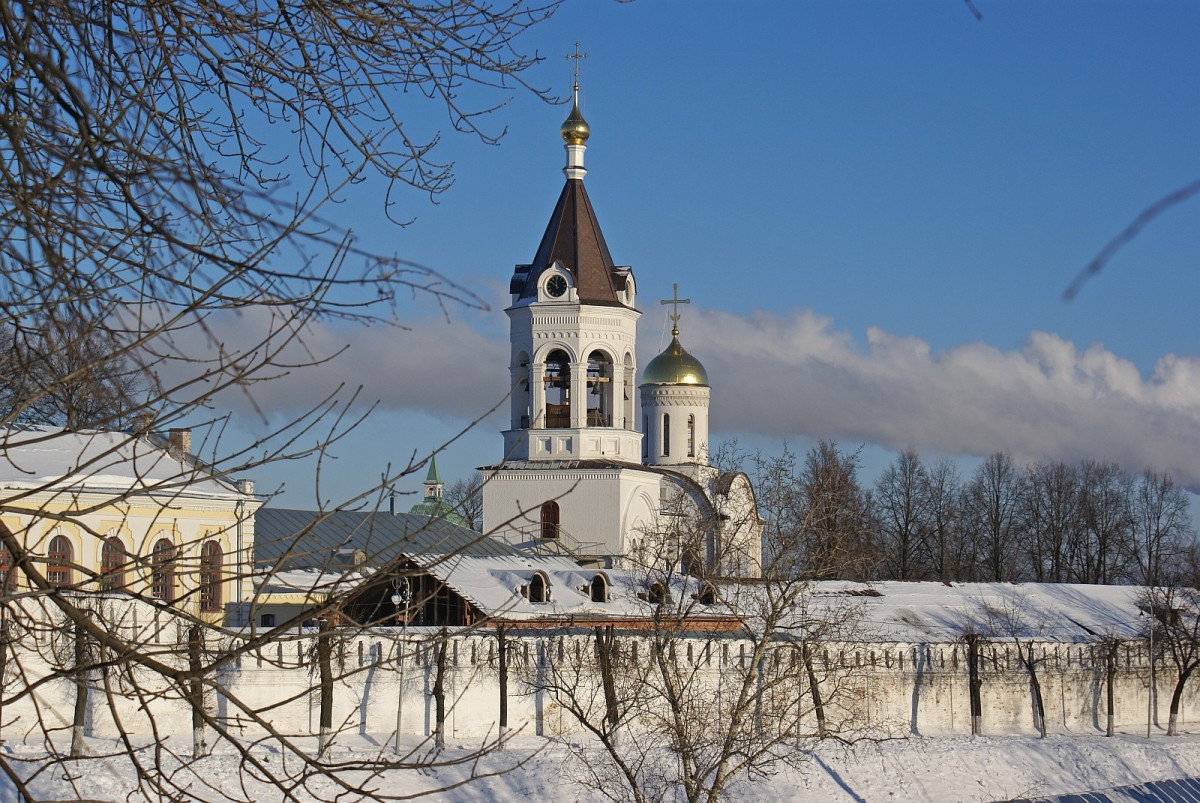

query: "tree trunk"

left=594, top=625, right=619, bottom=734
left=1105, top=641, right=1118, bottom=737
left=1024, top=653, right=1047, bottom=738
left=433, top=627, right=447, bottom=750
left=317, top=617, right=333, bottom=756
left=188, top=624, right=208, bottom=757
left=71, top=619, right=88, bottom=757
left=497, top=626, right=508, bottom=742
left=0, top=614, right=8, bottom=742
left=1168, top=669, right=1191, bottom=736
left=966, top=636, right=983, bottom=737
left=802, top=643, right=827, bottom=739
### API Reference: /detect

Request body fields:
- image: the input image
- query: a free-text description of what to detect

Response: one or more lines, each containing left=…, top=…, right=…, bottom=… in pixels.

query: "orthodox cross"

left=566, top=42, right=588, bottom=88
left=660, top=283, right=691, bottom=336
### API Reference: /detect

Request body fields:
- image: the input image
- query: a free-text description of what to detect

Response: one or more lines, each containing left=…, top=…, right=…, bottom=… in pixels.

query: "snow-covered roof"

left=0, top=425, right=244, bottom=500
left=784, top=581, right=1148, bottom=644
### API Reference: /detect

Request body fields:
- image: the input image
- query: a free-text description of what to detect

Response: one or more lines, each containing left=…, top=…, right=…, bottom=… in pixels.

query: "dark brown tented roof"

left=512, top=178, right=631, bottom=307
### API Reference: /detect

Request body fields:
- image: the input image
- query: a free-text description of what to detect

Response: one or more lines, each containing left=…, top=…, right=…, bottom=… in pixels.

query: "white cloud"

left=678, top=308, right=1200, bottom=489
left=158, top=298, right=1200, bottom=491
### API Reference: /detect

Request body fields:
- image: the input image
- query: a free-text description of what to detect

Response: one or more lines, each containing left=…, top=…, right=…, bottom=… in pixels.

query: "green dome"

left=641, top=336, right=709, bottom=386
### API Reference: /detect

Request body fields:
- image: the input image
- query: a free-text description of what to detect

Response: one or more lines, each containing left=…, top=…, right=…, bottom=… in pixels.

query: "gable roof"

left=254, top=507, right=519, bottom=571
left=0, top=425, right=245, bottom=501
left=510, top=179, right=631, bottom=307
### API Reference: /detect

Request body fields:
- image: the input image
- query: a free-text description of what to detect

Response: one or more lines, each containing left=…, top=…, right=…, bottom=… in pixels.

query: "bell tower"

left=501, top=64, right=642, bottom=463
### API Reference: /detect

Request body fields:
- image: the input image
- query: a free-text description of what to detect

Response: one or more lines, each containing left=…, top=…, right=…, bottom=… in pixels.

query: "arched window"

left=662, top=414, right=671, bottom=457
left=590, top=573, right=608, bottom=603
left=687, top=414, right=696, bottom=458
left=100, top=537, right=126, bottom=591
left=200, top=540, right=223, bottom=612
left=540, top=501, right=560, bottom=540
left=47, top=535, right=73, bottom=587
left=151, top=538, right=176, bottom=603
left=544, top=349, right=571, bottom=429
left=647, top=581, right=667, bottom=606
left=586, top=350, right=613, bottom=427
left=0, top=544, right=13, bottom=593
left=528, top=572, right=548, bottom=604
left=513, top=351, right=531, bottom=429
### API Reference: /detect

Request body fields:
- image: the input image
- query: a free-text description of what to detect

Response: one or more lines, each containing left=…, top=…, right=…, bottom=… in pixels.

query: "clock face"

left=546, top=275, right=567, bottom=298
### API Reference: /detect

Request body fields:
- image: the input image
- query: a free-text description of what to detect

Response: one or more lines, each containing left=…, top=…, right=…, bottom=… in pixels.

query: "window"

left=47, top=535, right=72, bottom=587
left=647, top=581, right=667, bottom=606
left=642, top=414, right=648, bottom=458
left=590, top=573, right=608, bottom=603
left=544, top=349, right=571, bottom=428
left=528, top=572, right=548, bottom=604
left=0, top=544, right=13, bottom=593
left=687, top=414, right=696, bottom=458
left=662, top=414, right=670, bottom=457
left=151, top=538, right=176, bottom=603
left=540, top=501, right=560, bottom=540
left=260, top=613, right=276, bottom=628
left=100, top=537, right=126, bottom=591
left=200, top=540, right=222, bottom=612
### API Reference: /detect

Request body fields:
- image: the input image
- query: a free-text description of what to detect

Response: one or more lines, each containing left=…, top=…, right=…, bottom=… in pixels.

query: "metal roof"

left=254, top=508, right=521, bottom=570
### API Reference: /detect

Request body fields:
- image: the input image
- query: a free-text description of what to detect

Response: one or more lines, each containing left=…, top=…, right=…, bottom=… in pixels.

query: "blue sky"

left=209, top=1, right=1200, bottom=507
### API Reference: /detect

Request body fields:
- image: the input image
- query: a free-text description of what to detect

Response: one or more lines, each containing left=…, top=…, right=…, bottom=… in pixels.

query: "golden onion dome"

left=641, top=335, right=709, bottom=386
left=560, top=96, right=590, bottom=145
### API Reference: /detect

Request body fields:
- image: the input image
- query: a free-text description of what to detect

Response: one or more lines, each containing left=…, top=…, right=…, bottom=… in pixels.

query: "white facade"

left=641, top=383, right=710, bottom=471
left=482, top=464, right=659, bottom=560
left=482, top=97, right=761, bottom=576
left=503, top=281, right=642, bottom=463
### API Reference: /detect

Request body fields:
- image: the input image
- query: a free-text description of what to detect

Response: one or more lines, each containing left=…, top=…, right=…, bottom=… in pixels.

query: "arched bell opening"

left=544, top=349, right=570, bottom=429
left=622, top=352, right=635, bottom=430
left=512, top=351, right=531, bottom=429
left=586, top=350, right=614, bottom=427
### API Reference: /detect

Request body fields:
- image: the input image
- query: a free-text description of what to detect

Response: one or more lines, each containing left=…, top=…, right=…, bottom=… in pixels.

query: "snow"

left=9, top=730, right=1200, bottom=802
left=0, top=426, right=243, bottom=499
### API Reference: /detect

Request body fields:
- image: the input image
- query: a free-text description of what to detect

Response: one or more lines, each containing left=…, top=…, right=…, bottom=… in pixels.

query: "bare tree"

left=1131, top=470, right=1194, bottom=587
left=875, top=449, right=931, bottom=581
left=1019, top=461, right=1083, bottom=584
left=962, top=452, right=1026, bottom=582
left=1141, top=586, right=1200, bottom=736
left=445, top=472, right=485, bottom=531
left=538, top=477, right=869, bottom=803
left=920, top=458, right=964, bottom=584
left=0, top=0, right=559, bottom=798
left=798, top=441, right=876, bottom=580
left=1079, top=460, right=1134, bottom=585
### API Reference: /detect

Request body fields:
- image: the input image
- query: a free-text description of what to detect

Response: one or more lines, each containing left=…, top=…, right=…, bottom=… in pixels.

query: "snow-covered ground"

left=9, top=729, right=1200, bottom=802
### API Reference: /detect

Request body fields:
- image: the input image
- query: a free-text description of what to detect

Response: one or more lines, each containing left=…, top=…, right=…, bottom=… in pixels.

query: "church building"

left=481, top=79, right=761, bottom=578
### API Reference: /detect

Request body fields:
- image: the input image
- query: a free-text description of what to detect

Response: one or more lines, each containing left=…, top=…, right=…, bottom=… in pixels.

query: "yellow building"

left=0, top=426, right=260, bottom=624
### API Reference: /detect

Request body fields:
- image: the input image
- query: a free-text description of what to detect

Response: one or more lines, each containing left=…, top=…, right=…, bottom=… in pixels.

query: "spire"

left=561, top=42, right=589, bottom=180
left=423, top=455, right=443, bottom=499
left=508, top=44, right=633, bottom=308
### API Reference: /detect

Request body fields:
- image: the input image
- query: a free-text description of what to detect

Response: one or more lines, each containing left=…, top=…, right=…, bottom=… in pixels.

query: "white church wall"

left=483, top=468, right=659, bottom=558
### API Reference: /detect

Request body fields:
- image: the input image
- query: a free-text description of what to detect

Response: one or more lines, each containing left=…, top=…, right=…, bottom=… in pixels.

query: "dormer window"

left=528, top=572, right=549, bottom=604
left=647, top=581, right=667, bottom=606
left=590, top=573, right=609, bottom=603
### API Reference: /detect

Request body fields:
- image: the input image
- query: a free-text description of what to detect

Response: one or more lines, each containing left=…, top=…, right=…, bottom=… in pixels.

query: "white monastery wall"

left=4, top=624, right=1196, bottom=747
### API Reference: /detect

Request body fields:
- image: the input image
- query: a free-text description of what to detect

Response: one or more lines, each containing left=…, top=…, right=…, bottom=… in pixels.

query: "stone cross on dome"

left=660, top=283, right=691, bottom=337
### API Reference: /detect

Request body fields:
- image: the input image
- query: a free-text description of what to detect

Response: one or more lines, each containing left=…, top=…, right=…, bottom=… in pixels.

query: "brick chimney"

left=168, top=428, right=191, bottom=457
